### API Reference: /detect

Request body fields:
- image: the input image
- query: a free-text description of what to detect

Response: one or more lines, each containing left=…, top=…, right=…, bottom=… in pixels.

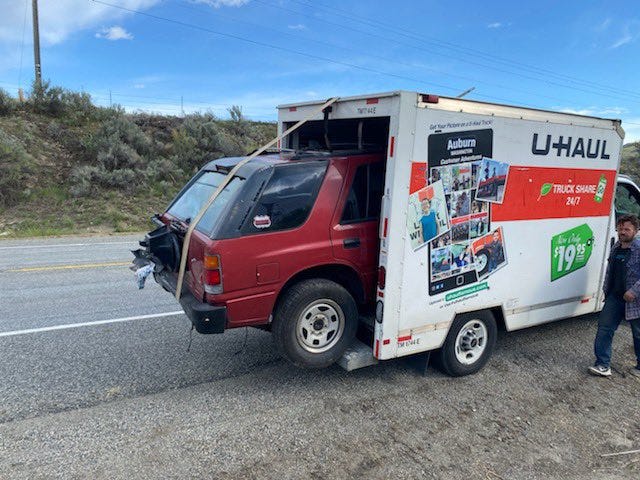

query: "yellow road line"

left=8, top=261, right=130, bottom=272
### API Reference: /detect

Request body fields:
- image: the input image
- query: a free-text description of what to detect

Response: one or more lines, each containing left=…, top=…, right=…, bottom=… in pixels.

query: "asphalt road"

left=1, top=234, right=639, bottom=479
left=0, top=234, right=282, bottom=424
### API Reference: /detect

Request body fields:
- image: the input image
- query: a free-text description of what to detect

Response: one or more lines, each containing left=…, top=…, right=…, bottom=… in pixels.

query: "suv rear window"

left=341, top=161, right=385, bottom=223
left=167, top=171, right=244, bottom=234
left=243, top=162, right=327, bottom=234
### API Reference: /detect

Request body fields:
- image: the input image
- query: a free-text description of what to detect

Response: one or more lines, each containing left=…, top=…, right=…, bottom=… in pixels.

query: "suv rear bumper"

left=179, top=291, right=227, bottom=334
left=155, top=270, right=226, bottom=334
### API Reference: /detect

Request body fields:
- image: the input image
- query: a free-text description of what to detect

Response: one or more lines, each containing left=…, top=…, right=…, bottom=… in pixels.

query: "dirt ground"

left=1, top=314, right=639, bottom=480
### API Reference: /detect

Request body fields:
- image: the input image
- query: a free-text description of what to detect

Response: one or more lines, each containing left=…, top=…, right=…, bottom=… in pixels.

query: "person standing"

left=589, top=214, right=640, bottom=377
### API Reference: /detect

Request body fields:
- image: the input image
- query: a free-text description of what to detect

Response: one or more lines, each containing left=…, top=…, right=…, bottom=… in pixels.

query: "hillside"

left=1, top=85, right=639, bottom=237
left=0, top=84, right=276, bottom=237
left=621, top=141, right=640, bottom=183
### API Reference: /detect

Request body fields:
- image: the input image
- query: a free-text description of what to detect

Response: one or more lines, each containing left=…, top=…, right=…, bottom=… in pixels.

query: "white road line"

left=0, top=311, right=185, bottom=338
left=0, top=241, right=136, bottom=251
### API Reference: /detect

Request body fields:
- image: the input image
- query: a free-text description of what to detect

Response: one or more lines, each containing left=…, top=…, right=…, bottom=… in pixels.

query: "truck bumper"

left=179, top=291, right=227, bottom=334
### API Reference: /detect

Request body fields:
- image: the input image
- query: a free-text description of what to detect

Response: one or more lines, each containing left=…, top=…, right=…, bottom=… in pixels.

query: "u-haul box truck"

left=277, top=91, right=635, bottom=375
left=137, top=90, right=639, bottom=376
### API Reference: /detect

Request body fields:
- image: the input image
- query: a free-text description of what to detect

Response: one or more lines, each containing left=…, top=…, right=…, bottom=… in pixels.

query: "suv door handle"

left=343, top=238, right=361, bottom=249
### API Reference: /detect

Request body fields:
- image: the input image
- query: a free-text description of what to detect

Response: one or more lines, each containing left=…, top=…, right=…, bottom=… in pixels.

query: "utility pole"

left=32, top=0, right=42, bottom=90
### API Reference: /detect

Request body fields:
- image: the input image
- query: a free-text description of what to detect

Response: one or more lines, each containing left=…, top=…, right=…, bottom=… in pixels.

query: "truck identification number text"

left=357, top=106, right=376, bottom=115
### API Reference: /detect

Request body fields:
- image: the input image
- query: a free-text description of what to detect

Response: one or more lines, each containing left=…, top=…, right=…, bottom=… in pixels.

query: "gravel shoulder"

left=1, top=316, right=640, bottom=479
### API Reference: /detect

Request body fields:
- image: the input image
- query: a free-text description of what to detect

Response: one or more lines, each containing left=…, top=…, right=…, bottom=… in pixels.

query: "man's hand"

left=624, top=290, right=636, bottom=302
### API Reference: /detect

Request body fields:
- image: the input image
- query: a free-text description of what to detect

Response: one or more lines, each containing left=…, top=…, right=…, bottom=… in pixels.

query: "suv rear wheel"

left=273, top=279, right=357, bottom=368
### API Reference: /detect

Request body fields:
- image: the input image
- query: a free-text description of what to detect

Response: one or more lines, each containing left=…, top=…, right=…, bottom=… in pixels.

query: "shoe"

left=588, top=365, right=612, bottom=377
left=628, top=366, right=640, bottom=378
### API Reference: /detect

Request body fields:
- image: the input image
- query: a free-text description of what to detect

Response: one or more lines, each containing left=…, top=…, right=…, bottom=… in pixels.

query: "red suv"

left=136, top=151, right=385, bottom=367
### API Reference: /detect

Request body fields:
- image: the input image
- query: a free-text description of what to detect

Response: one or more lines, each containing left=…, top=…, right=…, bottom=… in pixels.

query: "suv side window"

left=615, top=183, right=640, bottom=219
left=243, top=162, right=327, bottom=234
left=341, top=161, right=385, bottom=223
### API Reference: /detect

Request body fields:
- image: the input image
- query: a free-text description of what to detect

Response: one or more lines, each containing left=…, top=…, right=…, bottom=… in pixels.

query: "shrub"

left=145, top=157, right=181, bottom=183
left=0, top=141, right=35, bottom=207
left=99, top=168, right=137, bottom=191
left=0, top=88, right=18, bottom=116
left=28, top=80, right=66, bottom=116
left=169, top=113, right=252, bottom=173
left=46, top=120, right=64, bottom=141
left=69, top=165, right=101, bottom=197
left=26, top=80, right=97, bottom=124
left=86, top=115, right=152, bottom=160
left=70, top=164, right=139, bottom=196
left=97, top=142, right=143, bottom=171
left=60, top=90, right=95, bottom=125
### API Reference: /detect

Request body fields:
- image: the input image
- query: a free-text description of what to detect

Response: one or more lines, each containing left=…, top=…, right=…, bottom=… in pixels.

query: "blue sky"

left=1, top=0, right=639, bottom=141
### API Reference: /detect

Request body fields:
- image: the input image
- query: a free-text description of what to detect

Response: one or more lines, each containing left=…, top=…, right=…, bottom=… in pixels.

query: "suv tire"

left=273, top=279, right=358, bottom=368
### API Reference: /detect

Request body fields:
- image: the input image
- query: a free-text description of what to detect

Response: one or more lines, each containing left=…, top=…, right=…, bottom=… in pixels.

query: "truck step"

left=337, top=339, right=378, bottom=371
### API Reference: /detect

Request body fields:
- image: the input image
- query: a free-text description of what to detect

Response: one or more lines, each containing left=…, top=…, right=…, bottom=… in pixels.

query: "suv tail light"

left=204, top=253, right=223, bottom=294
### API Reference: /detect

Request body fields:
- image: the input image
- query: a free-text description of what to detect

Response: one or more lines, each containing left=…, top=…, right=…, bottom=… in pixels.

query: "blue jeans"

left=594, top=296, right=640, bottom=368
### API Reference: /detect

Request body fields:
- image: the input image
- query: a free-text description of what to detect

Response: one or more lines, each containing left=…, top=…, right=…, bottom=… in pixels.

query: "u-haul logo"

left=531, top=134, right=610, bottom=159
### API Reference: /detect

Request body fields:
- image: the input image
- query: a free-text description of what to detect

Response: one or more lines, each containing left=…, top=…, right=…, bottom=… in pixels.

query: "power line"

left=173, top=0, right=599, bottom=108
left=91, top=0, right=545, bottom=107
left=90, top=0, right=640, bottom=111
left=249, top=0, right=640, bottom=104
left=285, top=0, right=640, bottom=101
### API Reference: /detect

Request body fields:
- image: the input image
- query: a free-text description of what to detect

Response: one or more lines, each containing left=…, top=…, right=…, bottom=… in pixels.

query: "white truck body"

left=278, top=91, right=634, bottom=363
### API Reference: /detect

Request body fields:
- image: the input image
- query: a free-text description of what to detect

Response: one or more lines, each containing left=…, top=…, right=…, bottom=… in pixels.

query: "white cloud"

left=595, top=18, right=611, bottom=32
left=189, top=0, right=250, bottom=8
left=623, top=119, right=640, bottom=143
left=133, top=84, right=145, bottom=89
left=0, top=0, right=158, bottom=45
left=555, top=107, right=640, bottom=142
left=288, top=24, right=307, bottom=31
left=95, top=26, right=133, bottom=41
left=131, top=74, right=166, bottom=84
left=611, top=32, right=633, bottom=49
left=557, top=106, right=629, bottom=117
left=487, top=22, right=502, bottom=29
left=609, top=20, right=640, bottom=49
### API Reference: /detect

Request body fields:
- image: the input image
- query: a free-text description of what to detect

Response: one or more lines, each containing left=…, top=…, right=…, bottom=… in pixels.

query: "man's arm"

left=625, top=251, right=640, bottom=302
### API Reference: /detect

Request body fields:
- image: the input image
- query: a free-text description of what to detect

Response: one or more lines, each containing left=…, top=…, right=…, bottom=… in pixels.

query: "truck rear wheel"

left=437, top=311, right=497, bottom=376
left=273, top=279, right=358, bottom=368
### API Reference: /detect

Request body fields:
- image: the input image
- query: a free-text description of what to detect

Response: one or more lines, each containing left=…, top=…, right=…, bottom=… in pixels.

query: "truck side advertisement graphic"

left=423, top=129, right=498, bottom=296
left=491, top=167, right=616, bottom=221
left=407, top=128, right=615, bottom=298
left=550, top=224, right=594, bottom=281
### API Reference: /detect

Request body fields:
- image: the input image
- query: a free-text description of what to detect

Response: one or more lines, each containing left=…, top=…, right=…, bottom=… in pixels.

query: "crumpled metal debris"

left=135, top=263, right=154, bottom=289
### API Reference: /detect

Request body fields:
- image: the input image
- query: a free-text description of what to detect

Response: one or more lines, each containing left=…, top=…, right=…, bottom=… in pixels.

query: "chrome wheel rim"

left=454, top=319, right=488, bottom=365
left=296, top=299, right=345, bottom=353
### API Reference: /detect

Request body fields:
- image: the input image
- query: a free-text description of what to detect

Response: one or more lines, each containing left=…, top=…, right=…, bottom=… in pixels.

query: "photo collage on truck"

left=406, top=128, right=511, bottom=296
